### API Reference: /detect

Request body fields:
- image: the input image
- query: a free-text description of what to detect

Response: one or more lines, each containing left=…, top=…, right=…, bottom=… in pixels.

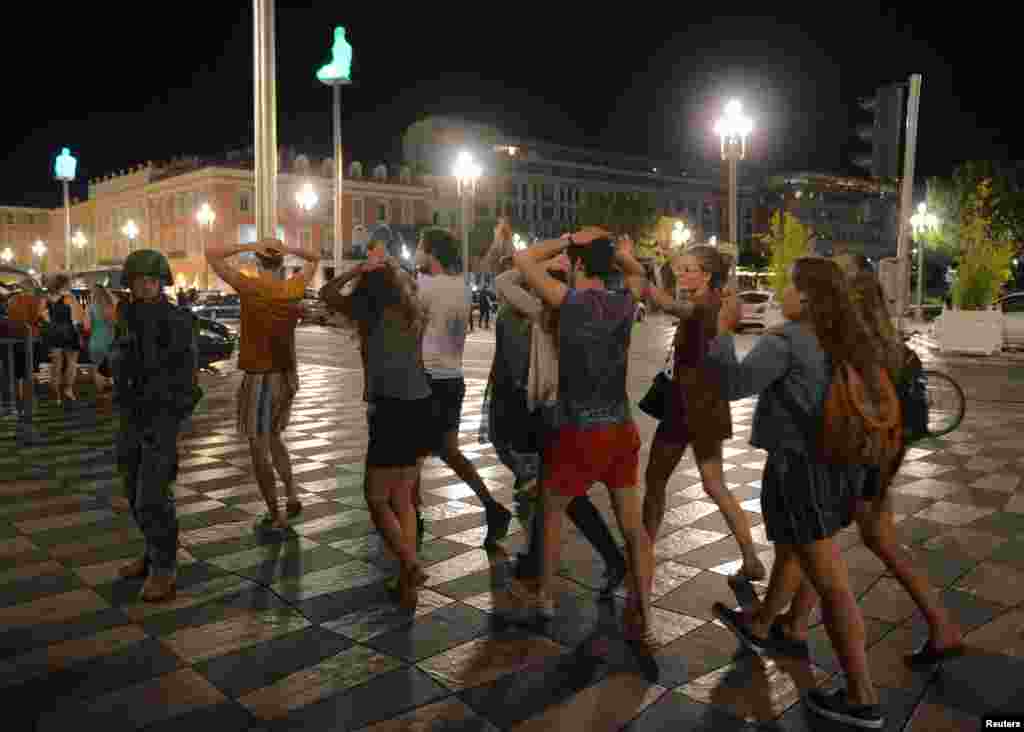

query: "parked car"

left=992, top=292, right=1024, bottom=349
left=191, top=293, right=241, bottom=321
left=736, top=290, right=778, bottom=330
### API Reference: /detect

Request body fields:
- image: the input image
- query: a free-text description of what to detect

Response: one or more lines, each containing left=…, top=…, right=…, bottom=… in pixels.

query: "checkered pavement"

left=1, top=356, right=1022, bottom=730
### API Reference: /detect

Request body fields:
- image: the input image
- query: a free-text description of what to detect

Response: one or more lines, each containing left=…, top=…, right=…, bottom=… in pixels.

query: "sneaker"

left=483, top=502, right=512, bottom=548
left=713, top=602, right=769, bottom=654
left=804, top=688, right=884, bottom=729
left=768, top=620, right=811, bottom=660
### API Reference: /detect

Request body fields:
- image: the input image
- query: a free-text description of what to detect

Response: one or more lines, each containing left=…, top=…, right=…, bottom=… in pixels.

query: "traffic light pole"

left=895, top=73, right=922, bottom=335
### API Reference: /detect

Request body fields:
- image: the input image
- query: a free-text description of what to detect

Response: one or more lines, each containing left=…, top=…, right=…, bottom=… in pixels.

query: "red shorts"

left=543, top=421, right=641, bottom=498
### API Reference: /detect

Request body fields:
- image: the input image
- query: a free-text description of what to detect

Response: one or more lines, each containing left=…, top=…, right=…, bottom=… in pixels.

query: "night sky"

left=3, top=6, right=1018, bottom=209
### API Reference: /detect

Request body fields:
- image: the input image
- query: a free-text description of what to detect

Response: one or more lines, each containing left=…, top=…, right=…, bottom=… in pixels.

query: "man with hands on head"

left=509, top=226, right=658, bottom=649
left=207, top=238, right=319, bottom=534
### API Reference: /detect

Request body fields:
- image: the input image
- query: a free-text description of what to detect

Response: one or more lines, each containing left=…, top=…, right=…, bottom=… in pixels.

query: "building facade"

left=0, top=148, right=434, bottom=290
left=403, top=116, right=759, bottom=251
left=757, top=172, right=900, bottom=261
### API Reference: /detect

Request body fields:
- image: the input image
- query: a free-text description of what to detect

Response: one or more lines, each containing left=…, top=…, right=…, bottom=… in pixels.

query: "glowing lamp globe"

left=316, top=27, right=353, bottom=84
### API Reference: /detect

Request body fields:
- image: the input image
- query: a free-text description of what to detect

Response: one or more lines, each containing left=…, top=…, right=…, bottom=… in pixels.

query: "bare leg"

left=642, top=437, right=686, bottom=542
left=795, top=536, right=878, bottom=707
left=49, top=350, right=64, bottom=400
left=855, top=498, right=962, bottom=650
left=365, top=466, right=420, bottom=570
left=748, top=543, right=804, bottom=638
left=609, top=484, right=655, bottom=633
left=248, top=436, right=284, bottom=527
left=438, top=431, right=495, bottom=505
left=538, top=489, right=572, bottom=603
left=268, top=433, right=296, bottom=501
left=696, top=448, right=764, bottom=579
left=63, top=350, right=79, bottom=399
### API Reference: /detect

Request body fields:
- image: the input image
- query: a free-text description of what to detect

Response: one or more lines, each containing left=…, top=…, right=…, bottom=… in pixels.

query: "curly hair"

left=325, top=265, right=427, bottom=343
left=792, top=257, right=882, bottom=390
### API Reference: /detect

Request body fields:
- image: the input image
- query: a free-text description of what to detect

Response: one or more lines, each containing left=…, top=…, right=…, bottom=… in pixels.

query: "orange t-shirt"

left=235, top=273, right=305, bottom=373
left=6, top=293, right=45, bottom=336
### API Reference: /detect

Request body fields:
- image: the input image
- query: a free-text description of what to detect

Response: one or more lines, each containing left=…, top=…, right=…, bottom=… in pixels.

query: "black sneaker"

left=712, top=602, right=769, bottom=654
left=600, top=560, right=627, bottom=600
left=804, top=688, right=884, bottom=729
left=483, top=503, right=512, bottom=548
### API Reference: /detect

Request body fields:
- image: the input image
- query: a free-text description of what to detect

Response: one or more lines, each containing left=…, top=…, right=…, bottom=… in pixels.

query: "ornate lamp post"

left=317, top=26, right=353, bottom=274
left=453, top=150, right=482, bottom=284
left=910, top=201, right=939, bottom=319
left=196, top=202, right=216, bottom=290
left=714, top=100, right=753, bottom=287
left=54, top=148, right=77, bottom=272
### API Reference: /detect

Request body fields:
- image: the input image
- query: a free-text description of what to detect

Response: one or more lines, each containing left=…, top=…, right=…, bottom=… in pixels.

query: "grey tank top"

left=364, top=316, right=431, bottom=401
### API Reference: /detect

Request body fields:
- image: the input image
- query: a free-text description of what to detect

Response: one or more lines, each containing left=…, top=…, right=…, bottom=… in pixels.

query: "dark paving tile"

left=906, top=545, right=979, bottom=589
left=628, top=691, right=755, bottom=731
left=229, top=544, right=356, bottom=585
left=176, top=507, right=255, bottom=531
left=297, top=582, right=396, bottom=625
left=139, top=586, right=290, bottom=637
left=281, top=666, right=449, bottom=732
left=902, top=588, right=1007, bottom=647
left=139, top=701, right=259, bottom=732
left=652, top=621, right=746, bottom=689
left=0, top=605, right=134, bottom=659
left=59, top=537, right=148, bottom=568
left=90, top=560, right=230, bottom=608
left=803, top=617, right=895, bottom=675
left=195, top=625, right=354, bottom=699
left=771, top=684, right=920, bottom=731
left=184, top=532, right=292, bottom=561
left=11, top=637, right=183, bottom=708
left=298, top=519, right=375, bottom=546
left=0, top=568, right=83, bottom=607
left=367, top=603, right=492, bottom=663
left=923, top=650, right=1024, bottom=720
left=895, top=516, right=951, bottom=545
left=0, top=521, right=20, bottom=539
left=988, top=535, right=1024, bottom=569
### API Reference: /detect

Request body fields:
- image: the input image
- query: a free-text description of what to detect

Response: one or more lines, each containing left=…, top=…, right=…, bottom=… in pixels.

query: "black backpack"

left=898, top=346, right=929, bottom=444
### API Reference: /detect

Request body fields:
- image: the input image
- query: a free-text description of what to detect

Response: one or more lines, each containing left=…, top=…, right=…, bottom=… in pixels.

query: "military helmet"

left=123, top=249, right=173, bottom=287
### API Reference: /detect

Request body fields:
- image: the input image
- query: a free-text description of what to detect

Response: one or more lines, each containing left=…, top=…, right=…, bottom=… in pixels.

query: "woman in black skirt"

left=705, top=258, right=888, bottom=729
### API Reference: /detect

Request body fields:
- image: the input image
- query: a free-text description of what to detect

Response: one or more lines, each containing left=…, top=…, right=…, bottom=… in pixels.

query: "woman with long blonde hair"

left=88, top=283, right=118, bottom=396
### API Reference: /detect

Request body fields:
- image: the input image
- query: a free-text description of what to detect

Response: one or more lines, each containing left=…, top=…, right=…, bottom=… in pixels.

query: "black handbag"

left=638, top=371, right=671, bottom=420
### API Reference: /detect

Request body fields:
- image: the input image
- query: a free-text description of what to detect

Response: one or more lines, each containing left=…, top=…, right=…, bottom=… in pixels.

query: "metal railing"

left=0, top=318, right=38, bottom=443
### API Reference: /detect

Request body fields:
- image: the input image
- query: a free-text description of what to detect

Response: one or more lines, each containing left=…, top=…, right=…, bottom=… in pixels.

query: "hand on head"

left=569, top=226, right=612, bottom=245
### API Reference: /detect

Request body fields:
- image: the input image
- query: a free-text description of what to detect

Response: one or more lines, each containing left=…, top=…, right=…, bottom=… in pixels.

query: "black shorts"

left=760, top=449, right=864, bottom=545
left=427, top=376, right=466, bottom=437
left=366, top=397, right=434, bottom=468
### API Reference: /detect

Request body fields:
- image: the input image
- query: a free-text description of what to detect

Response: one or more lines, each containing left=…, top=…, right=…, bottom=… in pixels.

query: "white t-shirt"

left=418, top=273, right=471, bottom=379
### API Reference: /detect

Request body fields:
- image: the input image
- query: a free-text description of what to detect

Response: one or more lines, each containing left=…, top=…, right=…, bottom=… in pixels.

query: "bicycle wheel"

left=923, top=369, right=966, bottom=438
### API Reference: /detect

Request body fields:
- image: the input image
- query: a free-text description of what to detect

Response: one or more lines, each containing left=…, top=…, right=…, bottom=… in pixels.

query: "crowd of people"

left=4, top=217, right=969, bottom=728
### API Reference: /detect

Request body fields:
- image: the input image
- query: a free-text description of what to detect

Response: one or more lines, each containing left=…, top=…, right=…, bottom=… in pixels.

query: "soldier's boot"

left=118, top=557, right=148, bottom=579
left=140, top=573, right=176, bottom=603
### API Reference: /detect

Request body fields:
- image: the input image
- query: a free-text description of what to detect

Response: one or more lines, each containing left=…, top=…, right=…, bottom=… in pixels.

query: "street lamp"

left=709, top=235, right=718, bottom=247
left=317, top=26, right=353, bottom=274
left=122, top=219, right=138, bottom=256
left=512, top=232, right=525, bottom=251
left=54, top=147, right=77, bottom=272
left=196, top=203, right=216, bottom=290
left=714, top=99, right=753, bottom=287
left=72, top=230, right=87, bottom=270
left=1, top=247, right=13, bottom=264
left=295, top=182, right=318, bottom=212
left=671, top=221, right=692, bottom=249
left=910, top=201, right=939, bottom=318
left=32, top=239, right=47, bottom=274
left=453, top=150, right=482, bottom=285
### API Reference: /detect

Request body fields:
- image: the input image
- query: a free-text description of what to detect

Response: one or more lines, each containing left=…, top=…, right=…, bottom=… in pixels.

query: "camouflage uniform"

left=112, top=253, right=200, bottom=579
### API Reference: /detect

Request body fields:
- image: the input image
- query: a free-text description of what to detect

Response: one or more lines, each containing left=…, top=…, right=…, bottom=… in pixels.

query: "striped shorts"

left=237, top=370, right=299, bottom=436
